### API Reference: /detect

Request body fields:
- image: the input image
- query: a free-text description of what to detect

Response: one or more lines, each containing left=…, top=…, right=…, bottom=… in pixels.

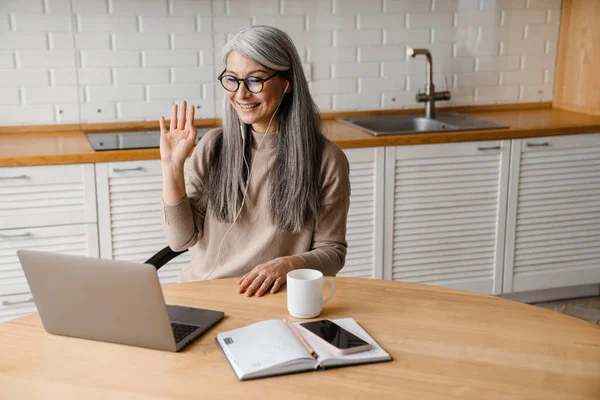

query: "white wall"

left=0, top=0, right=561, bottom=126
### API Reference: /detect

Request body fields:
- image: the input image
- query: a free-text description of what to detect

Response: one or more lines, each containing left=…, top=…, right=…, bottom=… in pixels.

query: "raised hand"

left=159, top=100, right=197, bottom=168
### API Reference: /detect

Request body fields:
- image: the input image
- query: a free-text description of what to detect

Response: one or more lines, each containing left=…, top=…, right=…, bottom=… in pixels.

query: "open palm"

left=159, top=100, right=197, bottom=167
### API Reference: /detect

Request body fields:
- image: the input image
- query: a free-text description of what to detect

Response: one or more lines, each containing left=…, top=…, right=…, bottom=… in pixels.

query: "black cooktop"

left=86, top=129, right=210, bottom=151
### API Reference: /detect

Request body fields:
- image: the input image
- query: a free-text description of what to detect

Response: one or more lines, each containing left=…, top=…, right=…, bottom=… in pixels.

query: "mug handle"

left=322, top=278, right=336, bottom=304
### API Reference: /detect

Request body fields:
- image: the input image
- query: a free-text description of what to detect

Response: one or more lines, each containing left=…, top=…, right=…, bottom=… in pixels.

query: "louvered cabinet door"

left=0, top=164, right=97, bottom=229
left=96, top=160, right=192, bottom=285
left=0, top=224, right=99, bottom=322
left=384, top=141, right=510, bottom=294
left=339, top=148, right=385, bottom=279
left=504, top=134, right=600, bottom=293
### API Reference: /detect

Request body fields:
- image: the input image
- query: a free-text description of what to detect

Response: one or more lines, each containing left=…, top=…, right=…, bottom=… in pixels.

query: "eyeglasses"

left=217, top=69, right=282, bottom=94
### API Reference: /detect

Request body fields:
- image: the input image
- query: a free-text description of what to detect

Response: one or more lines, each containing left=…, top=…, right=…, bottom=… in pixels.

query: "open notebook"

left=216, top=318, right=391, bottom=380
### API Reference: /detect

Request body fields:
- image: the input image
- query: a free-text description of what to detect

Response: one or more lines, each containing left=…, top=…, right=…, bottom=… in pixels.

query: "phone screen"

left=299, top=320, right=369, bottom=350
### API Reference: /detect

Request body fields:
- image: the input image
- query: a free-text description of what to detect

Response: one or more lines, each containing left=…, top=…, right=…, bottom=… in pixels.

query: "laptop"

left=17, top=249, right=224, bottom=352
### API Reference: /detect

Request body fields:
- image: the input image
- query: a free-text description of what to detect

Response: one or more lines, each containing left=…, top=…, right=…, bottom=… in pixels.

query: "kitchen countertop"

left=1, top=105, right=600, bottom=167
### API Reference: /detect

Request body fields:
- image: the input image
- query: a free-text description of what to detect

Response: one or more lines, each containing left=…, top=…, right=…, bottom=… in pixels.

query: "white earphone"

left=204, top=80, right=290, bottom=280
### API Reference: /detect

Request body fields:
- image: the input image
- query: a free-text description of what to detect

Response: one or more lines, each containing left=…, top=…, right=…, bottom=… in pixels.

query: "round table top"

left=1, top=277, right=599, bottom=399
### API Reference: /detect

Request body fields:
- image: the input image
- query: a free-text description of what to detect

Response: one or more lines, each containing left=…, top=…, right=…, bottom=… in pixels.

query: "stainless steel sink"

left=338, top=113, right=509, bottom=136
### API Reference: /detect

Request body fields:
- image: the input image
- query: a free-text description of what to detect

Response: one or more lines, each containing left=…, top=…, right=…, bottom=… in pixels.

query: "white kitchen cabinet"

left=383, top=140, right=511, bottom=295
left=503, top=134, right=600, bottom=293
left=0, top=164, right=97, bottom=229
left=0, top=224, right=99, bottom=322
left=339, top=147, right=385, bottom=279
left=95, top=160, right=192, bottom=285
left=0, top=164, right=99, bottom=322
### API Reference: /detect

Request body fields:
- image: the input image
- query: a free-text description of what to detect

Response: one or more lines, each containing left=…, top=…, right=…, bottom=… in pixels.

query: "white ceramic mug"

left=286, top=269, right=336, bottom=319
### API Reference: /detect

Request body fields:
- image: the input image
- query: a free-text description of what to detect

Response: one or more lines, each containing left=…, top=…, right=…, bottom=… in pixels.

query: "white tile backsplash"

left=24, top=86, right=79, bottom=105
left=147, top=84, right=202, bottom=101
left=13, top=14, right=73, bottom=32
left=20, top=50, right=77, bottom=68
left=48, top=32, right=75, bottom=50
left=0, top=0, right=562, bottom=124
left=86, top=85, right=145, bottom=102
left=0, top=32, right=47, bottom=50
left=333, top=0, right=383, bottom=15
left=114, top=67, right=170, bottom=85
left=70, top=0, right=109, bottom=15
left=0, top=51, right=14, bottom=68
left=386, top=0, right=432, bottom=14
left=74, top=33, right=111, bottom=50
left=0, top=88, right=20, bottom=105
left=334, top=92, right=380, bottom=109
left=81, top=50, right=140, bottom=68
left=114, top=34, right=170, bottom=50
left=110, top=0, right=169, bottom=16
left=171, top=0, right=213, bottom=16
left=359, top=15, right=405, bottom=30
left=332, top=62, right=380, bottom=78
left=45, top=0, right=74, bottom=15
left=0, top=14, right=9, bottom=31
left=253, top=16, right=305, bottom=31
left=77, top=16, right=138, bottom=32
left=334, top=30, right=382, bottom=46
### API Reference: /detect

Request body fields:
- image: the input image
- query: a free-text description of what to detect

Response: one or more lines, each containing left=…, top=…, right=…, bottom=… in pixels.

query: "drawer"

left=0, top=292, right=36, bottom=323
left=0, top=164, right=97, bottom=230
left=520, top=133, right=600, bottom=153
left=0, top=224, right=99, bottom=301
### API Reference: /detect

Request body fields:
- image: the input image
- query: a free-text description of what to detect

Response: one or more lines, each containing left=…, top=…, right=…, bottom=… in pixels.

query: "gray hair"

left=204, top=25, right=324, bottom=233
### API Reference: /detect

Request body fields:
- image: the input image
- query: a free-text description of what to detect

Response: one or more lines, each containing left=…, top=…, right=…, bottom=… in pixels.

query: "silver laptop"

left=17, top=250, right=224, bottom=352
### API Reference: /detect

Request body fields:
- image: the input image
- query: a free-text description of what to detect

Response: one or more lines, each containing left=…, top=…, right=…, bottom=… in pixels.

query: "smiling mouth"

left=237, top=102, right=260, bottom=110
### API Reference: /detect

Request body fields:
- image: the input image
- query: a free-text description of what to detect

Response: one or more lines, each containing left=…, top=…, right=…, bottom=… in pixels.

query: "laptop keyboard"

left=171, top=322, right=198, bottom=343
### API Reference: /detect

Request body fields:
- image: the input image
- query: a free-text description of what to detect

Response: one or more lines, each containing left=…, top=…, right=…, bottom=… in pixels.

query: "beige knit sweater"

left=161, top=128, right=351, bottom=282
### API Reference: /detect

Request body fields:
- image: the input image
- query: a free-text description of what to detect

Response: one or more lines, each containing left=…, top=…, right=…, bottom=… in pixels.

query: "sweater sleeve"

left=297, top=142, right=351, bottom=276
left=161, top=129, right=217, bottom=252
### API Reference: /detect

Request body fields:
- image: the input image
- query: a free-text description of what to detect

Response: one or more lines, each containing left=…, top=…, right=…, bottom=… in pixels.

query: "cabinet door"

left=504, top=134, right=600, bottom=292
left=95, top=160, right=192, bottom=285
left=0, top=224, right=99, bottom=322
left=384, top=140, right=510, bottom=295
left=0, top=164, right=97, bottom=229
left=339, top=148, right=385, bottom=279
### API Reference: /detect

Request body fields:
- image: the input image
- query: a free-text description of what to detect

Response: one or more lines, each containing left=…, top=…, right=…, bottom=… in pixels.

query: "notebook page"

left=217, top=319, right=313, bottom=377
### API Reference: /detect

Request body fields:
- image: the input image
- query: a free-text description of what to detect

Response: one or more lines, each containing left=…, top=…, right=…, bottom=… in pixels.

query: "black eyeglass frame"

left=217, top=69, right=283, bottom=94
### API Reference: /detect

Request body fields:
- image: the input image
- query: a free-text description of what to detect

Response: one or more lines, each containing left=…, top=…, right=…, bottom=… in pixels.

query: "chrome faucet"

left=406, top=47, right=451, bottom=119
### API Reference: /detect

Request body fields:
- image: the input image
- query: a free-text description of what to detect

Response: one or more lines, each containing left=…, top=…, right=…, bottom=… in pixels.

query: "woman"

left=159, top=25, right=350, bottom=297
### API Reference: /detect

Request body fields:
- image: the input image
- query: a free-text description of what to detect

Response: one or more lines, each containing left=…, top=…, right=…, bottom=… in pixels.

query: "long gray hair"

left=204, top=25, right=325, bottom=233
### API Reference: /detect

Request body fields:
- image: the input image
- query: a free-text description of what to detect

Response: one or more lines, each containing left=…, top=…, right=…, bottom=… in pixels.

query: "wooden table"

left=1, top=278, right=599, bottom=399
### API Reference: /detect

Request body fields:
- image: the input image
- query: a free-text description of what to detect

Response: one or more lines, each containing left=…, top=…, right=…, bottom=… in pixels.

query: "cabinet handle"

left=0, top=174, right=28, bottom=180
left=477, top=146, right=501, bottom=151
left=2, top=297, right=34, bottom=307
left=113, top=167, right=144, bottom=173
left=526, top=142, right=550, bottom=147
left=0, top=232, right=31, bottom=239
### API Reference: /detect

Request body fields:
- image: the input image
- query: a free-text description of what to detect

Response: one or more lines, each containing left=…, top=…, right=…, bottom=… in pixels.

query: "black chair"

left=145, top=246, right=188, bottom=270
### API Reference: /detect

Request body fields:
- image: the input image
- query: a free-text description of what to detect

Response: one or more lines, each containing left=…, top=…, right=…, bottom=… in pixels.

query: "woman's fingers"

left=270, top=278, right=284, bottom=294
left=170, top=103, right=177, bottom=132
left=255, top=276, right=276, bottom=297
left=186, top=104, right=195, bottom=131
left=177, top=100, right=187, bottom=131
left=245, top=274, right=267, bottom=297
left=237, top=272, right=256, bottom=293
left=159, top=116, right=167, bottom=135
left=237, top=273, right=248, bottom=285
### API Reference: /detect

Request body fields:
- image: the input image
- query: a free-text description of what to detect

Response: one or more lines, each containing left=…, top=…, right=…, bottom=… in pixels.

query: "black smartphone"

left=299, top=320, right=372, bottom=355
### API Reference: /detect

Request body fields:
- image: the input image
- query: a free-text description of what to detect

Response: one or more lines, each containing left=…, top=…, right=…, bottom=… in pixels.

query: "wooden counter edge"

left=2, top=125, right=600, bottom=167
